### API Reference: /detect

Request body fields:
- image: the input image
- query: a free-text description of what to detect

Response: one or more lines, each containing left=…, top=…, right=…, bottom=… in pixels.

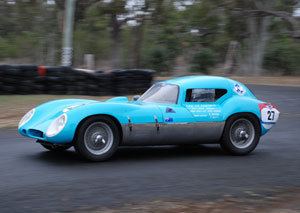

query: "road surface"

left=0, top=85, right=299, bottom=212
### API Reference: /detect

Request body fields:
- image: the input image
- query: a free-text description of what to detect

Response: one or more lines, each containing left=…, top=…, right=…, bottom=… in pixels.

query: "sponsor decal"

left=233, top=83, right=246, bottom=96
left=186, top=104, right=221, bottom=119
left=166, top=107, right=176, bottom=113
left=165, top=117, right=173, bottom=122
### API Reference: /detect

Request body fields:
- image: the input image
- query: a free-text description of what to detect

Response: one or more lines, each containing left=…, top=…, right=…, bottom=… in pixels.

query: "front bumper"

left=18, top=125, right=74, bottom=144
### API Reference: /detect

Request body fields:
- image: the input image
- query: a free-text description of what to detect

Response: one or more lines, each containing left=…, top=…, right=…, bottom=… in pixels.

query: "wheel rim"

left=229, top=118, right=255, bottom=149
left=84, top=122, right=114, bottom=155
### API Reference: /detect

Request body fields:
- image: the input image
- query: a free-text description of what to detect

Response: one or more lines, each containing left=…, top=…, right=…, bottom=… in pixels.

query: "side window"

left=185, top=88, right=227, bottom=102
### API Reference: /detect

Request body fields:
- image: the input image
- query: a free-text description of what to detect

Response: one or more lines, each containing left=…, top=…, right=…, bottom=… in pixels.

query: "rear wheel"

left=74, top=116, right=120, bottom=161
left=220, top=114, right=260, bottom=155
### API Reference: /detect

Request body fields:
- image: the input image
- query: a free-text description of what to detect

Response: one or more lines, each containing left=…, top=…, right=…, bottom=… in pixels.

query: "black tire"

left=220, top=113, right=261, bottom=155
left=74, top=116, right=120, bottom=161
left=41, top=144, right=72, bottom=151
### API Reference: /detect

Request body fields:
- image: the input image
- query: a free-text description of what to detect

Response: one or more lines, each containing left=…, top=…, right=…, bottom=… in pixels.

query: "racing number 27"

left=267, top=110, right=275, bottom=121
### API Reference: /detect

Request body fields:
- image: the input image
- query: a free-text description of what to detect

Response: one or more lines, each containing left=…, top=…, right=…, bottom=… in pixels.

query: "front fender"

left=58, top=102, right=161, bottom=143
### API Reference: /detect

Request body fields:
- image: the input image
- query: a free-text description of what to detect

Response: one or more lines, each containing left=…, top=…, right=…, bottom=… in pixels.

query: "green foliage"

left=0, top=31, right=40, bottom=59
left=0, top=37, right=17, bottom=58
left=274, top=0, right=296, bottom=12
left=0, top=1, right=60, bottom=63
left=264, top=37, right=300, bottom=75
left=143, top=46, right=170, bottom=72
left=73, top=6, right=111, bottom=64
left=0, top=0, right=299, bottom=75
left=139, top=2, right=182, bottom=72
left=74, top=30, right=111, bottom=60
left=190, top=48, right=216, bottom=74
left=182, top=0, right=220, bottom=31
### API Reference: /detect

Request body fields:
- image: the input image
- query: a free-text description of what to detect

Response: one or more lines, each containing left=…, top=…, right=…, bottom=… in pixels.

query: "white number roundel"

left=260, top=104, right=280, bottom=129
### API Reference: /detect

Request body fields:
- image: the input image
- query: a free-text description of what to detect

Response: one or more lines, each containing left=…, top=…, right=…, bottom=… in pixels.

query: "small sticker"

left=233, top=83, right=246, bottom=96
left=165, top=117, right=173, bottom=122
left=166, top=107, right=176, bottom=113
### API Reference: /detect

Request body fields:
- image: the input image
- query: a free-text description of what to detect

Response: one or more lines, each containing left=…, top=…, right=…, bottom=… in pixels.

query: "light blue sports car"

left=18, top=76, right=280, bottom=161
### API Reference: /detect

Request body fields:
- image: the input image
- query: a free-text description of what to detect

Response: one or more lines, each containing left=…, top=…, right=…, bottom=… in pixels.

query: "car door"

left=121, top=102, right=164, bottom=145
left=156, top=102, right=200, bottom=144
left=180, top=88, right=228, bottom=143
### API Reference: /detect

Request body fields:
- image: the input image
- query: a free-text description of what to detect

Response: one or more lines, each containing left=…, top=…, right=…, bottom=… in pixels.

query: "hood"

left=23, top=99, right=97, bottom=129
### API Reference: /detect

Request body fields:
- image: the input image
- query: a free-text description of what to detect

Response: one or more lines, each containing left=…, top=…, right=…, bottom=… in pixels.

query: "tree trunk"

left=132, top=23, right=144, bottom=68
left=224, top=41, right=240, bottom=74
left=240, top=15, right=271, bottom=75
left=110, top=13, right=122, bottom=69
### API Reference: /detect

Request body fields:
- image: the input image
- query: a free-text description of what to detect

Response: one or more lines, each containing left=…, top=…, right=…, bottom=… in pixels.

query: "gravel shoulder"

left=75, top=188, right=300, bottom=212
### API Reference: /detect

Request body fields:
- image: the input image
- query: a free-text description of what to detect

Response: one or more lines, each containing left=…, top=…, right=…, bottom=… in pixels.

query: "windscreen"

left=139, top=83, right=179, bottom=104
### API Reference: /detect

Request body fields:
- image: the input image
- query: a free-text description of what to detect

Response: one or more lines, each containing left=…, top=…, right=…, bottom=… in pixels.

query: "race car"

left=18, top=76, right=279, bottom=161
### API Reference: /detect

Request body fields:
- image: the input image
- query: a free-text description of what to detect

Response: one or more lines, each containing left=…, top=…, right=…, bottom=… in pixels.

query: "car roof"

left=164, top=75, right=232, bottom=89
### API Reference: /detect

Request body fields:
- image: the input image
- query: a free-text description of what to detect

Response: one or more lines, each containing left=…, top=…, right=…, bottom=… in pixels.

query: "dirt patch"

left=73, top=188, right=300, bottom=213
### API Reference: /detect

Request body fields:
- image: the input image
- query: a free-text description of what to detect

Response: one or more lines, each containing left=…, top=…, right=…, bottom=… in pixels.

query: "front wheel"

left=220, top=114, right=261, bottom=155
left=74, top=116, right=120, bottom=161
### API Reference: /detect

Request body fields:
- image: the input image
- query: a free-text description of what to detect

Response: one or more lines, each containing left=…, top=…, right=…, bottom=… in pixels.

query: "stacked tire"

left=0, top=65, right=155, bottom=96
left=43, top=66, right=73, bottom=94
left=67, top=69, right=109, bottom=95
left=0, top=65, right=38, bottom=94
left=111, top=69, right=154, bottom=95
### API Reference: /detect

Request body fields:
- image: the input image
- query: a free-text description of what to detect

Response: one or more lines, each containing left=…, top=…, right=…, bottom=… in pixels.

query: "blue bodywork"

left=18, top=76, right=277, bottom=144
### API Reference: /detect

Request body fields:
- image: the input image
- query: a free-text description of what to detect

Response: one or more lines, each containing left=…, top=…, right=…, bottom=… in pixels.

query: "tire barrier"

left=111, top=69, right=154, bottom=95
left=0, top=65, right=155, bottom=96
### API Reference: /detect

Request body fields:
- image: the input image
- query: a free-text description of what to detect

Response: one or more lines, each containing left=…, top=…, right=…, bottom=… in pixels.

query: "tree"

left=225, top=0, right=300, bottom=75
left=0, top=0, right=60, bottom=64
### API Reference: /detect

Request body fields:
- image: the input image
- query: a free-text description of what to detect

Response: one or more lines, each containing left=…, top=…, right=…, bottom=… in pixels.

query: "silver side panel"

left=121, top=122, right=225, bottom=145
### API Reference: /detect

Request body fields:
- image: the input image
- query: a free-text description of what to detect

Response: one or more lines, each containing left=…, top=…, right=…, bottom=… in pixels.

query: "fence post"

left=61, top=0, right=76, bottom=66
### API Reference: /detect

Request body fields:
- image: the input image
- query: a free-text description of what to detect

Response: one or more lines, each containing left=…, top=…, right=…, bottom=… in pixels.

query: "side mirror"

left=132, top=95, right=141, bottom=101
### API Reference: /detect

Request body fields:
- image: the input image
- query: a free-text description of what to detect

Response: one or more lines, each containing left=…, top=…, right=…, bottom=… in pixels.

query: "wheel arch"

left=224, top=112, right=261, bottom=134
left=73, top=114, right=123, bottom=143
left=220, top=111, right=262, bottom=155
left=221, top=96, right=262, bottom=128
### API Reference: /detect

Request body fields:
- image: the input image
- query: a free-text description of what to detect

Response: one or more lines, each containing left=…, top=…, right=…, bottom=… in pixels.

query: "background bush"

left=190, top=48, right=216, bottom=74
left=263, top=37, right=300, bottom=75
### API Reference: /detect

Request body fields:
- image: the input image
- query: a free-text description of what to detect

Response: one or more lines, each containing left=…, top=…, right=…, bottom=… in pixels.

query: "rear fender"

left=221, top=96, right=267, bottom=134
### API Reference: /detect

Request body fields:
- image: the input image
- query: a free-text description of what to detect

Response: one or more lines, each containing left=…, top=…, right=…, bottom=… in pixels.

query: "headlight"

left=46, top=114, right=67, bottom=137
left=19, top=108, right=35, bottom=128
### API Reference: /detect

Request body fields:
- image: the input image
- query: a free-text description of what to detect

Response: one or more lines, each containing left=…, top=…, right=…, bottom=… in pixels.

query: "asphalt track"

left=0, top=85, right=299, bottom=212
